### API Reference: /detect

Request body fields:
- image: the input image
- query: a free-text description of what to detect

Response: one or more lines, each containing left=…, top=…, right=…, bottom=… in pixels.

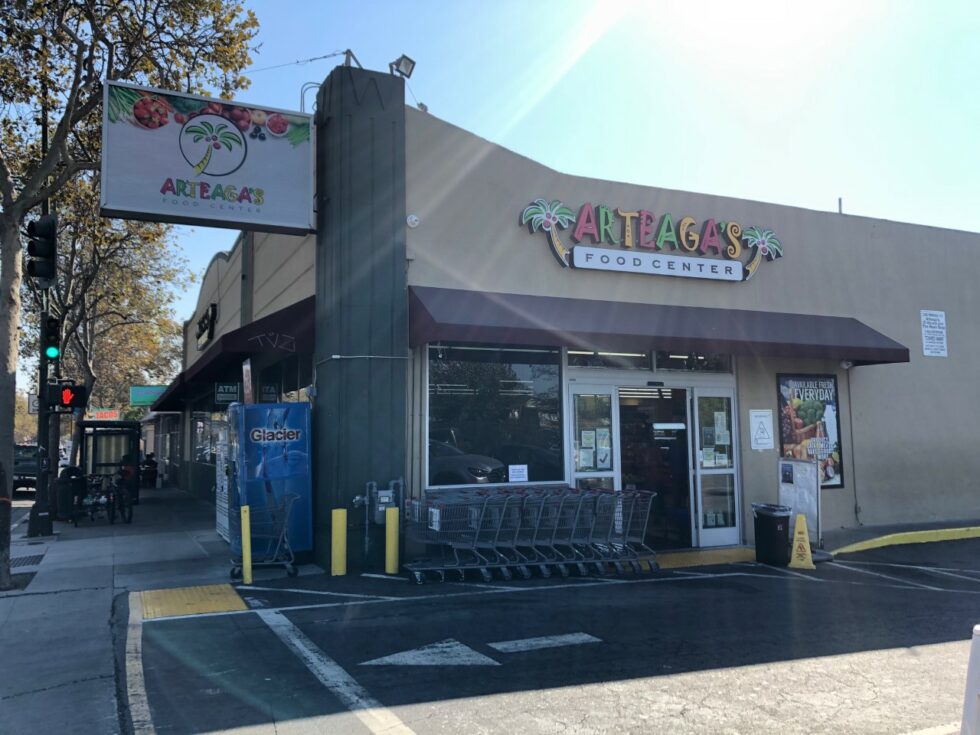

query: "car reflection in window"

left=428, top=440, right=506, bottom=486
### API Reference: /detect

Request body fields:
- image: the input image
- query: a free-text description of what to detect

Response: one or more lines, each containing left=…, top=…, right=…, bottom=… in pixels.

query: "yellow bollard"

left=331, top=508, right=347, bottom=576
left=240, top=505, right=253, bottom=584
left=385, top=506, right=400, bottom=574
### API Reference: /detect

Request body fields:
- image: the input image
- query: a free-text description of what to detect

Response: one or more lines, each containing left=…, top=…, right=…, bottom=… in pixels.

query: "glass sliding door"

left=569, top=386, right=618, bottom=491
left=692, top=389, right=740, bottom=546
left=619, top=387, right=693, bottom=549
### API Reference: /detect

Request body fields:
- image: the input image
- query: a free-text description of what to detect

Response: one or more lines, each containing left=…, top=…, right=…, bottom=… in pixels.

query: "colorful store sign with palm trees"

left=101, top=81, right=314, bottom=234
left=521, top=199, right=783, bottom=282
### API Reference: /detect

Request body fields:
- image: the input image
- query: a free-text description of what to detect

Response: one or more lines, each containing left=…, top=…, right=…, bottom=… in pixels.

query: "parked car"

left=428, top=440, right=506, bottom=486
left=13, top=443, right=38, bottom=491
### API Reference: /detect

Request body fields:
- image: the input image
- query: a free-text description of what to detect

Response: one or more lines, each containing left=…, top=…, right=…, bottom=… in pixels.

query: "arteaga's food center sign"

left=521, top=199, right=784, bottom=282
left=101, top=81, right=313, bottom=234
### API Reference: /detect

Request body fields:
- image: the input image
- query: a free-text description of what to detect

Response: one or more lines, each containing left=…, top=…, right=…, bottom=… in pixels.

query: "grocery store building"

left=152, top=65, right=980, bottom=569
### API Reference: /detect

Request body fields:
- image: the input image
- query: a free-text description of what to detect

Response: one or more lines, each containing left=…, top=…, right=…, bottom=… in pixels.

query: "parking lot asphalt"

left=129, top=539, right=980, bottom=734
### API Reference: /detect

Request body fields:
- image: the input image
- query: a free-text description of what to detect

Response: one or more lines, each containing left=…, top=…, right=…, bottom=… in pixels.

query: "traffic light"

left=41, top=314, right=61, bottom=360
left=26, top=214, right=57, bottom=287
left=48, top=382, right=87, bottom=409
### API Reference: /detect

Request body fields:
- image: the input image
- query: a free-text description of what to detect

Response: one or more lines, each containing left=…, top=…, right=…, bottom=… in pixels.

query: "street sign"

left=130, top=385, right=167, bottom=406
left=28, top=393, right=39, bottom=415
left=89, top=408, right=121, bottom=420
left=215, top=382, right=240, bottom=404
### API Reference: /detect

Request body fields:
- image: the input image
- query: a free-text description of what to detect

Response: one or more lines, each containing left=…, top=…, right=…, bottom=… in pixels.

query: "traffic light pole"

left=27, top=62, right=55, bottom=538
left=27, top=307, right=53, bottom=538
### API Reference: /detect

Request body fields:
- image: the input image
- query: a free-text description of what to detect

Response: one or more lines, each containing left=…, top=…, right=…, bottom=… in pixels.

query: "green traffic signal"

left=45, top=345, right=60, bottom=359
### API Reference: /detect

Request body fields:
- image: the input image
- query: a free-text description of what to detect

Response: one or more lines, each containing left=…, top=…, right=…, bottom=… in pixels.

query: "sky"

left=169, top=0, right=980, bottom=323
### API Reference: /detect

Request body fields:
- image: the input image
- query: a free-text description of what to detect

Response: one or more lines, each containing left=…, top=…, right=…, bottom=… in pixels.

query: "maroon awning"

left=151, top=296, right=315, bottom=411
left=408, top=286, right=909, bottom=366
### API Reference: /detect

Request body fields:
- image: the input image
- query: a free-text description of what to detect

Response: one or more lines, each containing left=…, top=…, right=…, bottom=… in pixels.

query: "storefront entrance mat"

left=140, top=584, right=248, bottom=620
left=656, top=547, right=757, bottom=569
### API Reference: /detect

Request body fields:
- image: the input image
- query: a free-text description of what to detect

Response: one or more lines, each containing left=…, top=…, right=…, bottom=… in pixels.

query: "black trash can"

left=56, top=467, right=86, bottom=522
left=752, top=503, right=792, bottom=566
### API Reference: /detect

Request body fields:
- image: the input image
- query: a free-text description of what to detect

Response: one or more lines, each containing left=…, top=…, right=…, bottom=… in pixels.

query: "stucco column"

left=313, top=66, right=408, bottom=570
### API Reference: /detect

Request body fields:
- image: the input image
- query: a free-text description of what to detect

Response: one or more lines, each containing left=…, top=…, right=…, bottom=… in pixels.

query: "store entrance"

left=568, top=380, right=740, bottom=550
left=619, top=388, right=692, bottom=549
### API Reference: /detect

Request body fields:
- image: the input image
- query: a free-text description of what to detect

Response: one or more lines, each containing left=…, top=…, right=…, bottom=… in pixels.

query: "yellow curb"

left=831, top=526, right=980, bottom=557
left=654, top=547, right=756, bottom=569
left=140, top=584, right=248, bottom=620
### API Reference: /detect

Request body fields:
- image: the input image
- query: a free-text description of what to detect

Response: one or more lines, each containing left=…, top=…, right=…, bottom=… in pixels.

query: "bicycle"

left=109, top=474, right=133, bottom=525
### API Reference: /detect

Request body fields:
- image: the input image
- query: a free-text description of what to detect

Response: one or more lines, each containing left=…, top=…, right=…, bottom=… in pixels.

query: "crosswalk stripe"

left=257, top=610, right=415, bottom=734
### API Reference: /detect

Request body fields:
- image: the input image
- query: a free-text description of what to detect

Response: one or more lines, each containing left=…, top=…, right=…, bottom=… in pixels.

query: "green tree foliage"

left=0, top=0, right=258, bottom=589
left=20, top=175, right=190, bottom=461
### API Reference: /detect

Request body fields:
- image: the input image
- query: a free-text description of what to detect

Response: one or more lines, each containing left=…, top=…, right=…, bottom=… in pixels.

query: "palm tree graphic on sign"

left=183, top=120, right=244, bottom=175
left=521, top=199, right=577, bottom=267
left=741, top=227, right=784, bottom=280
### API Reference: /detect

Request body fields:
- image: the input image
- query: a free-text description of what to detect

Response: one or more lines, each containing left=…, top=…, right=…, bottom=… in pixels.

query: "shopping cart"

left=404, top=486, right=657, bottom=583
left=230, top=493, right=299, bottom=579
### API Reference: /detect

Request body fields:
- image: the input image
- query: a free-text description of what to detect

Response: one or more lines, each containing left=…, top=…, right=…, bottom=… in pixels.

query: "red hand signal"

left=61, top=387, right=75, bottom=405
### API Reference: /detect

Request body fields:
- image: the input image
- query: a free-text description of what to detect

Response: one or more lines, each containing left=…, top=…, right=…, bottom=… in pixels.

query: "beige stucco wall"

left=184, top=242, right=243, bottom=370
left=404, top=107, right=980, bottom=530
left=182, top=231, right=314, bottom=370
left=252, top=232, right=314, bottom=320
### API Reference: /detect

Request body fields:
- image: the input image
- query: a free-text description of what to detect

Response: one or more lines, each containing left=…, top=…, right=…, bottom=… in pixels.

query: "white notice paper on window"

left=921, top=310, right=948, bottom=357
left=508, top=464, right=528, bottom=482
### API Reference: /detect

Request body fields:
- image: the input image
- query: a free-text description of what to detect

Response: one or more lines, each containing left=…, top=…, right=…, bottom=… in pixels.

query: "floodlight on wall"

left=389, top=54, right=416, bottom=78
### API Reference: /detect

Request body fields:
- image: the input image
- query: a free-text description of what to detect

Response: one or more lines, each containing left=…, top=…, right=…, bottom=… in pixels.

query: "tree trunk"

left=0, top=216, right=25, bottom=590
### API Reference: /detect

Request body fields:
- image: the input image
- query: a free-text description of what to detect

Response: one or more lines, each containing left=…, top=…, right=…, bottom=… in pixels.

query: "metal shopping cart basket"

left=230, top=493, right=299, bottom=580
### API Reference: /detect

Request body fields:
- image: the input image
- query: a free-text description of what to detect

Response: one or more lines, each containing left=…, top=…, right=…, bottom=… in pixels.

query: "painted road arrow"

left=359, top=639, right=500, bottom=667
left=487, top=632, right=601, bottom=653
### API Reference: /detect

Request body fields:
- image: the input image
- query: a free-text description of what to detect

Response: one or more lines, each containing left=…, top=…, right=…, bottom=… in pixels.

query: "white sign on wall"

left=749, top=409, right=774, bottom=451
left=101, top=81, right=314, bottom=234
left=572, top=246, right=744, bottom=282
left=920, top=310, right=948, bottom=357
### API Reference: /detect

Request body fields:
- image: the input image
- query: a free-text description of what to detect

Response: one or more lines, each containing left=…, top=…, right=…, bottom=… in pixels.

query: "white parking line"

left=842, top=560, right=980, bottom=582
left=488, top=632, right=601, bottom=653
left=258, top=610, right=415, bottom=734
left=828, top=561, right=943, bottom=591
left=737, top=563, right=823, bottom=582
left=238, top=585, right=398, bottom=600
left=361, top=573, right=409, bottom=582
left=126, top=592, right=155, bottom=735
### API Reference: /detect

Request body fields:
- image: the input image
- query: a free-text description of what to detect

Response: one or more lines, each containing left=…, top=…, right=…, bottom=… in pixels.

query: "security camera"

left=840, top=360, right=854, bottom=370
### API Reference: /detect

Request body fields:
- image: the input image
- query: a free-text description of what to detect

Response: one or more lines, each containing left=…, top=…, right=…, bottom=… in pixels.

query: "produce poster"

left=101, top=81, right=314, bottom=234
left=777, top=374, right=843, bottom=488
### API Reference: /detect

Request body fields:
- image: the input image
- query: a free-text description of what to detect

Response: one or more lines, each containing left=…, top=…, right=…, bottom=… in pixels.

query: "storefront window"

left=567, top=351, right=651, bottom=369
left=428, top=345, right=563, bottom=486
left=655, top=351, right=732, bottom=372
left=192, top=410, right=227, bottom=465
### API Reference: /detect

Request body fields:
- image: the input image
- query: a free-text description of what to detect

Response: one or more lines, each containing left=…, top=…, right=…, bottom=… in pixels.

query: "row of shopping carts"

left=404, top=486, right=657, bottom=583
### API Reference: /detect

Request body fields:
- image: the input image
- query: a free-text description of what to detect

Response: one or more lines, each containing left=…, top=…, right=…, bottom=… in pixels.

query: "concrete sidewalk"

left=0, top=486, right=230, bottom=734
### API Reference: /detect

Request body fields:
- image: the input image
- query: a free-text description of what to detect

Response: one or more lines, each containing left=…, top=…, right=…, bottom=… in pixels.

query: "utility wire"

left=248, top=50, right=347, bottom=74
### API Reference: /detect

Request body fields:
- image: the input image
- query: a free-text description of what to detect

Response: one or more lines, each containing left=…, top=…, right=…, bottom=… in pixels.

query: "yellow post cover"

left=331, top=509, right=347, bottom=576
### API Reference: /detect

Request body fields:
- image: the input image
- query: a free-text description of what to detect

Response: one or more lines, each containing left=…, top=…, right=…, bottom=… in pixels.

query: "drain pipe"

left=844, top=367, right=862, bottom=525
